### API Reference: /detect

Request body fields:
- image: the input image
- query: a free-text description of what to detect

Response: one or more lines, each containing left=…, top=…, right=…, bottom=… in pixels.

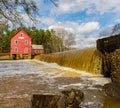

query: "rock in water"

left=31, top=89, right=84, bottom=108
left=104, top=82, right=120, bottom=99
left=62, top=89, right=84, bottom=108
left=31, top=95, right=64, bottom=108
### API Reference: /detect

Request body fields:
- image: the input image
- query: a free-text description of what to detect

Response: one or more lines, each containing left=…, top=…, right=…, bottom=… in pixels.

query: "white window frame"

left=14, top=47, right=18, bottom=52
left=20, top=33, right=23, bottom=37
left=14, top=40, right=18, bottom=44
left=25, top=40, right=28, bottom=44
left=19, top=33, right=24, bottom=39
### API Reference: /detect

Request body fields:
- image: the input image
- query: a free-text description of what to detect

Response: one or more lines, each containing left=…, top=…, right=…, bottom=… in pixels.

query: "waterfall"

left=39, top=48, right=102, bottom=75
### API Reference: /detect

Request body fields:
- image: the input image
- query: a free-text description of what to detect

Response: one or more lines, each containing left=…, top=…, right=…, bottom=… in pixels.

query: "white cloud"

left=77, top=22, right=100, bottom=35
left=49, top=21, right=100, bottom=49
left=55, top=0, right=91, bottom=14
left=75, top=33, right=100, bottom=49
left=17, top=15, right=55, bottom=27
left=56, top=0, right=120, bottom=15
left=38, top=17, right=55, bottom=26
left=49, top=21, right=100, bottom=34
left=93, top=0, right=120, bottom=14
left=49, top=21, right=77, bottom=33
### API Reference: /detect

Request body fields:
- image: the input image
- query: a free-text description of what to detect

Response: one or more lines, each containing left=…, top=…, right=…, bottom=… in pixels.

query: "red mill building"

left=10, top=29, right=44, bottom=59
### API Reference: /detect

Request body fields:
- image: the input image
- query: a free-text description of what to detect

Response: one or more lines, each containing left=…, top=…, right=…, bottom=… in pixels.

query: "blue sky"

left=21, top=0, right=120, bottom=49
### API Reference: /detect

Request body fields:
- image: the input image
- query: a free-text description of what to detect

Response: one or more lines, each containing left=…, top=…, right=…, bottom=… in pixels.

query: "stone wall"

left=97, top=34, right=120, bottom=82
left=97, top=34, right=120, bottom=53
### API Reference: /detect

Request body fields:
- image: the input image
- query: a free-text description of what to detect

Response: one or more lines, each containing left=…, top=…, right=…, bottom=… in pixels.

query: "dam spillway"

left=39, top=48, right=102, bottom=75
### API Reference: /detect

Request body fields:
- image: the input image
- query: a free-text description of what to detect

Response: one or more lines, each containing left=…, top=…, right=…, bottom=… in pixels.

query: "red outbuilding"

left=10, top=29, right=44, bottom=59
left=32, top=45, right=44, bottom=55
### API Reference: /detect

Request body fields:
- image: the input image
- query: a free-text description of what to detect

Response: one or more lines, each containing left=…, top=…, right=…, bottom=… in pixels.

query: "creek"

left=0, top=60, right=120, bottom=108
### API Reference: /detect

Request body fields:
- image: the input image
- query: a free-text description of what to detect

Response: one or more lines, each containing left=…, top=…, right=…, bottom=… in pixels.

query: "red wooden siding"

left=32, top=49, right=44, bottom=55
left=31, top=45, right=44, bottom=55
left=10, top=29, right=32, bottom=54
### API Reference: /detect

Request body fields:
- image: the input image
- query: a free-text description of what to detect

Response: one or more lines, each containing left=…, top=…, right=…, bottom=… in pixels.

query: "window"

left=35, top=50, right=39, bottom=54
left=14, top=40, right=18, bottom=44
left=20, top=33, right=23, bottom=37
left=25, top=40, right=28, bottom=44
left=14, top=47, right=18, bottom=52
left=19, top=33, right=24, bottom=39
left=24, top=48, right=28, bottom=53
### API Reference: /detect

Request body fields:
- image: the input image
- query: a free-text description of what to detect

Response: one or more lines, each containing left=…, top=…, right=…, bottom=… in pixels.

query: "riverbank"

left=0, top=54, right=12, bottom=60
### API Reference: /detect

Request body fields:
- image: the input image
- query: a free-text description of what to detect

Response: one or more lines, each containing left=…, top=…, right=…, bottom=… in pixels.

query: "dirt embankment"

left=0, top=53, right=12, bottom=60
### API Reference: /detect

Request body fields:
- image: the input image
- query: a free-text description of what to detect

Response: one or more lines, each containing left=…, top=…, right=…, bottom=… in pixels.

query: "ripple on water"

left=0, top=60, right=118, bottom=108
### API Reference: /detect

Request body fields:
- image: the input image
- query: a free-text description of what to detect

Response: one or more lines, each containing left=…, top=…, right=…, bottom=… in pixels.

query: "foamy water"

left=0, top=60, right=94, bottom=78
left=0, top=60, right=113, bottom=108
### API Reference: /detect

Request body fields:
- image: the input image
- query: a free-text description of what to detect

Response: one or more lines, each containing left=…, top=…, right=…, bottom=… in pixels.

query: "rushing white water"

left=0, top=60, right=112, bottom=108
left=0, top=60, right=98, bottom=78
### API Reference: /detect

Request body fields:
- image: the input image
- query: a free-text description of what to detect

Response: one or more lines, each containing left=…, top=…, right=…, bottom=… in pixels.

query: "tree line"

left=0, top=0, right=74, bottom=54
left=0, top=27, right=75, bottom=53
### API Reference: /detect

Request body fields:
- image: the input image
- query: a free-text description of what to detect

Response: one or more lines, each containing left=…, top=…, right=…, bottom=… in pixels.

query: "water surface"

left=0, top=60, right=119, bottom=108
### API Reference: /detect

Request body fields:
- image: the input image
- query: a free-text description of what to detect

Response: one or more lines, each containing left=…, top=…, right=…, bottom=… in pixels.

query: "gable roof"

left=32, top=45, right=44, bottom=49
left=11, top=29, right=31, bottom=39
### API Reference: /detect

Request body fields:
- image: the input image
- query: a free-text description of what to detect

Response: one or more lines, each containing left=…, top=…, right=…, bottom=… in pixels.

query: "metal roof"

left=32, top=45, right=44, bottom=49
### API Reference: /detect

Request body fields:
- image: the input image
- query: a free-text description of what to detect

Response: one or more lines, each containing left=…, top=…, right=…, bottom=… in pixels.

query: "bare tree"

left=99, top=27, right=112, bottom=37
left=111, top=23, right=120, bottom=35
left=65, top=33, right=76, bottom=49
left=0, top=0, right=38, bottom=24
left=0, top=0, right=58, bottom=25
left=52, top=28, right=76, bottom=51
